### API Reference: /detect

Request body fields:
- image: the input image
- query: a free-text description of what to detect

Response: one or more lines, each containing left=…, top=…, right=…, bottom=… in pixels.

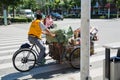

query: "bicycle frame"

left=29, top=44, right=40, bottom=58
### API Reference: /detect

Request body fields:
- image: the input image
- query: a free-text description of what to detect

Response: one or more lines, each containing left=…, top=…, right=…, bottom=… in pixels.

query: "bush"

left=27, top=18, right=33, bottom=22
left=64, top=14, right=80, bottom=18
left=11, top=18, right=27, bottom=22
left=0, top=16, right=33, bottom=24
left=99, top=16, right=106, bottom=19
left=10, top=17, right=32, bottom=23
left=0, top=17, right=11, bottom=25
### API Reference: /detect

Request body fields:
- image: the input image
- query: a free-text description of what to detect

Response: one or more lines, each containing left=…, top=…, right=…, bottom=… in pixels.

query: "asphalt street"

left=0, top=18, right=120, bottom=80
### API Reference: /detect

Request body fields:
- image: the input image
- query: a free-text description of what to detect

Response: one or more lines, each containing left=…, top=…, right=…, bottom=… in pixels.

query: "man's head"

left=36, top=13, right=42, bottom=20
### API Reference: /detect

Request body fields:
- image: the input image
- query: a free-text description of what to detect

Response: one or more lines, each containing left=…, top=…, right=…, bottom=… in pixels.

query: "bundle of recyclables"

left=46, top=26, right=74, bottom=60
left=46, top=26, right=98, bottom=60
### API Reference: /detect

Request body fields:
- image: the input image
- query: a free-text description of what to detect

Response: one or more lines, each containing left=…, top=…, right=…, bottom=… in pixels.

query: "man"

left=34, top=10, right=45, bottom=19
left=28, top=13, right=55, bottom=65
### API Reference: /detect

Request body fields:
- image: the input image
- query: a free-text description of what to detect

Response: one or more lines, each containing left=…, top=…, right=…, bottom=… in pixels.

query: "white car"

left=25, top=12, right=34, bottom=19
left=20, top=9, right=34, bottom=19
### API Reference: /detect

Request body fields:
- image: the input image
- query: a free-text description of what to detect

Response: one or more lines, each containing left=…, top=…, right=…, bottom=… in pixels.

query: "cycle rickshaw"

left=12, top=27, right=98, bottom=72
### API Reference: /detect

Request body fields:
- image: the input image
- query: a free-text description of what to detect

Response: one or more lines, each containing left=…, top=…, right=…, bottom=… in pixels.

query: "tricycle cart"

left=46, top=27, right=98, bottom=69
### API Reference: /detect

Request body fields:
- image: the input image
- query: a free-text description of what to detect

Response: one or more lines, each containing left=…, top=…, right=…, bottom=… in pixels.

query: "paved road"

left=0, top=19, right=120, bottom=80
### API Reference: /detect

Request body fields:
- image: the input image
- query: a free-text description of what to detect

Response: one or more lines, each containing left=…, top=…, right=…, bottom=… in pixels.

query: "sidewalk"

left=46, top=68, right=103, bottom=80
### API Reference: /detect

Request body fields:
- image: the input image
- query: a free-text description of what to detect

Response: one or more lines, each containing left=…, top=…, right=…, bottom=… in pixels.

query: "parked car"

left=50, top=12, right=64, bottom=21
left=20, top=9, right=34, bottom=19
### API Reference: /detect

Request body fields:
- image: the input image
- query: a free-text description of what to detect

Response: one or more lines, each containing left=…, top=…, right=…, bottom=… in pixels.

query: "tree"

left=21, top=0, right=37, bottom=12
left=54, top=0, right=61, bottom=12
left=74, top=0, right=80, bottom=6
left=102, top=0, right=107, bottom=6
left=62, top=0, right=75, bottom=14
left=44, top=0, right=78, bottom=15
left=91, top=0, right=96, bottom=6
left=115, top=0, right=120, bottom=18
left=9, top=0, right=22, bottom=17
left=105, top=0, right=113, bottom=18
left=0, top=0, right=10, bottom=16
left=0, top=0, right=22, bottom=17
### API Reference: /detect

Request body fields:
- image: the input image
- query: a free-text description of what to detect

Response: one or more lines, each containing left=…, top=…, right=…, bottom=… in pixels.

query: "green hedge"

left=64, top=14, right=81, bottom=18
left=64, top=14, right=120, bottom=19
left=0, top=17, right=33, bottom=23
left=10, top=17, right=32, bottom=23
left=91, top=14, right=120, bottom=19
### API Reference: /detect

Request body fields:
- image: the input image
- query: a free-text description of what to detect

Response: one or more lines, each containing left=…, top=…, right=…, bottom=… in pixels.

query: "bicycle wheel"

left=70, top=47, right=80, bottom=69
left=12, top=48, right=36, bottom=72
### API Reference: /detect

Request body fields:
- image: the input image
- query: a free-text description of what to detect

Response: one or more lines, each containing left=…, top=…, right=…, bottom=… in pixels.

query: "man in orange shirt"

left=28, top=13, right=55, bottom=65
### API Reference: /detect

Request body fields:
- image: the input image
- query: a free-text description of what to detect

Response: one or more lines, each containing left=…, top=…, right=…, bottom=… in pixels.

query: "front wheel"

left=70, top=47, right=80, bottom=69
left=12, top=48, right=36, bottom=72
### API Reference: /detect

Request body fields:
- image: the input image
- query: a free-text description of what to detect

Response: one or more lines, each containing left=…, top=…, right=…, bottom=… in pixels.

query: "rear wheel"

left=70, top=47, right=80, bottom=69
left=12, top=48, right=36, bottom=72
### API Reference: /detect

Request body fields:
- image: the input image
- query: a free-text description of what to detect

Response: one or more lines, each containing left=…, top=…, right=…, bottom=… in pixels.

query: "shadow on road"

left=1, top=62, right=79, bottom=80
left=31, top=67, right=79, bottom=80
left=1, top=71, right=30, bottom=80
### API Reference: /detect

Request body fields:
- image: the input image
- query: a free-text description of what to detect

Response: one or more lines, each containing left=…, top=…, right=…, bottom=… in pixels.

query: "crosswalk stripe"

left=0, top=39, right=27, bottom=43
left=0, top=63, right=13, bottom=70
left=0, top=37, right=26, bottom=40
left=0, top=41, right=27, bottom=46
left=0, top=45, right=20, bottom=50
left=0, top=54, right=51, bottom=70
left=0, top=55, right=12, bottom=60
left=0, top=49, right=17, bottom=54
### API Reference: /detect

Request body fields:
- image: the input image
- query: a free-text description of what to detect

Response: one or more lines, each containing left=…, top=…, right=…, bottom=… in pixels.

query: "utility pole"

left=81, top=0, right=91, bottom=80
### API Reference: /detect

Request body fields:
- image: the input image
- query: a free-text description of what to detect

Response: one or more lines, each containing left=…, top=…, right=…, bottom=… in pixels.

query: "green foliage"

left=55, top=0, right=60, bottom=3
left=107, top=0, right=113, bottom=3
left=67, top=26, right=73, bottom=38
left=46, top=29, right=67, bottom=44
left=10, top=17, right=32, bottom=23
left=91, top=0, right=96, bottom=6
left=99, top=16, right=106, bottom=19
left=64, top=14, right=80, bottom=18
left=46, top=27, right=74, bottom=45
left=74, top=0, right=80, bottom=6
left=116, top=0, right=120, bottom=8
left=21, top=0, right=37, bottom=11
left=0, top=17, right=32, bottom=23
left=91, top=14, right=119, bottom=19
left=0, top=0, right=22, bottom=7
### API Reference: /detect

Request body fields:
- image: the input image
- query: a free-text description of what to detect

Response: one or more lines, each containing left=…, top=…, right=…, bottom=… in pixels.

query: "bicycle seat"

left=20, top=43, right=31, bottom=49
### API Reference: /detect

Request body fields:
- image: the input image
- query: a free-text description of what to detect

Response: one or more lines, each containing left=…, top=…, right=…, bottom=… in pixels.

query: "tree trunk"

left=117, top=8, right=119, bottom=18
left=12, top=6, right=15, bottom=18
